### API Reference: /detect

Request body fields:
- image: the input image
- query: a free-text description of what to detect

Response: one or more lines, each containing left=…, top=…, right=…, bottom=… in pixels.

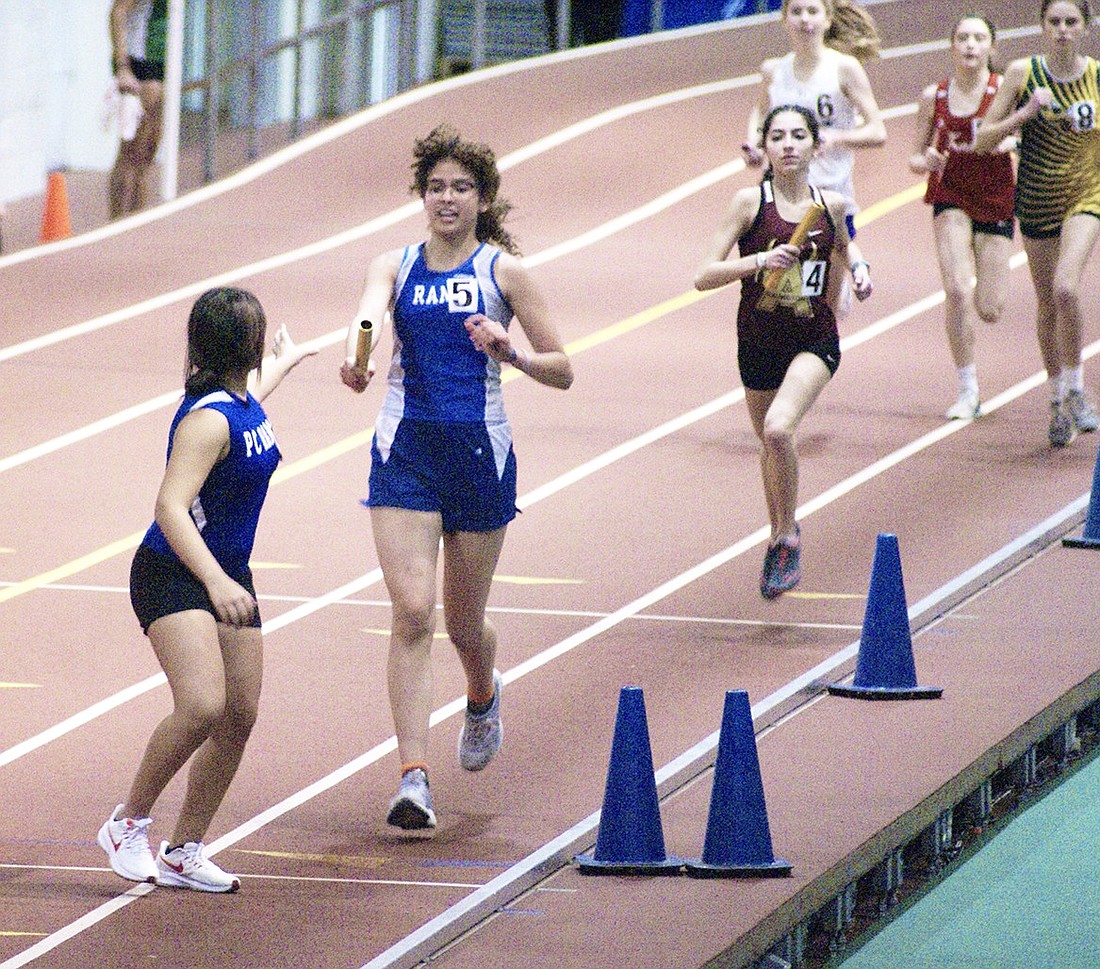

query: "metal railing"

left=175, top=0, right=565, bottom=186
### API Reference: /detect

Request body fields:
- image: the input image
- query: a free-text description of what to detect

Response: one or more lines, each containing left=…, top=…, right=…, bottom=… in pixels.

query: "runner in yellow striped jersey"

left=973, top=0, right=1100, bottom=447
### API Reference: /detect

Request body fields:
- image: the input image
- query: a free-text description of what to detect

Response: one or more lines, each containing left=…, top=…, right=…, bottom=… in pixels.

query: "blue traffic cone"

left=1063, top=444, right=1100, bottom=548
left=685, top=690, right=791, bottom=878
left=828, top=533, right=942, bottom=700
left=575, top=687, right=684, bottom=875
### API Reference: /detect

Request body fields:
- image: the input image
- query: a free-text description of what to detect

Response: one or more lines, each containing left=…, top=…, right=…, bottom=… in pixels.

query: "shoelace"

left=120, top=817, right=153, bottom=851
left=464, top=715, right=495, bottom=743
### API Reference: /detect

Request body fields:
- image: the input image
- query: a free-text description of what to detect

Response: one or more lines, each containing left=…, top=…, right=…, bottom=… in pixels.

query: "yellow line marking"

left=853, top=182, right=925, bottom=228
left=0, top=683, right=41, bottom=689
left=0, top=532, right=144, bottom=605
left=230, top=848, right=388, bottom=869
left=493, top=575, right=584, bottom=586
left=0, top=932, right=48, bottom=939
left=0, top=548, right=14, bottom=554
left=0, top=179, right=923, bottom=607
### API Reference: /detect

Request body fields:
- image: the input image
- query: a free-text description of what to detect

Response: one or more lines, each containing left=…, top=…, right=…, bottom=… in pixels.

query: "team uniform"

left=130, top=390, right=281, bottom=631
left=924, top=75, right=1016, bottom=237
left=768, top=51, right=859, bottom=225
left=118, top=0, right=167, bottom=81
left=1015, top=55, right=1100, bottom=239
left=368, top=242, right=519, bottom=533
left=736, top=181, right=842, bottom=391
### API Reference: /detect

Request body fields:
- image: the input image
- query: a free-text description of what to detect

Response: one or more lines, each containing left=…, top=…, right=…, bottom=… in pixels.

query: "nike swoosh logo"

left=161, top=858, right=185, bottom=874
left=111, top=837, right=123, bottom=852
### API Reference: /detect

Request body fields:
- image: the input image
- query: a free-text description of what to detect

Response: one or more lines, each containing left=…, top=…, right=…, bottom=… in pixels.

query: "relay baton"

left=763, top=202, right=825, bottom=292
left=355, top=320, right=373, bottom=369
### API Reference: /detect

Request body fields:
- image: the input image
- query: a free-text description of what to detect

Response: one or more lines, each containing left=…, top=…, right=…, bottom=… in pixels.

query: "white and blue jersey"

left=368, top=242, right=519, bottom=531
left=142, top=390, right=281, bottom=573
left=376, top=242, right=514, bottom=475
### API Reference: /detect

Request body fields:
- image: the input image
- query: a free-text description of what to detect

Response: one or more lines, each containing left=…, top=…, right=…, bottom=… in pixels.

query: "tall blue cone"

left=1063, top=444, right=1100, bottom=548
left=575, top=687, right=683, bottom=875
left=685, top=690, right=791, bottom=878
left=828, top=533, right=942, bottom=700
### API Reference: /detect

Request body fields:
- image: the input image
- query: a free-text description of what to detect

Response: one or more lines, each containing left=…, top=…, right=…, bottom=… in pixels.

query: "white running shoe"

left=1066, top=389, right=1098, bottom=433
left=1049, top=400, right=1077, bottom=448
left=98, top=804, right=158, bottom=884
left=458, top=669, right=503, bottom=772
left=156, top=841, right=240, bottom=893
left=945, top=390, right=980, bottom=421
left=386, top=768, right=437, bottom=834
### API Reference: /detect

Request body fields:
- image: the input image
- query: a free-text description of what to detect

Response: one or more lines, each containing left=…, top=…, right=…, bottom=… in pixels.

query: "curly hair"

left=185, top=287, right=267, bottom=395
left=783, top=0, right=882, bottom=62
left=410, top=125, right=520, bottom=256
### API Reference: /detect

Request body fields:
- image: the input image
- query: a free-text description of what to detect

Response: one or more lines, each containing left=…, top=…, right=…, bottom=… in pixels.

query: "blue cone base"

left=827, top=683, right=942, bottom=700
left=574, top=853, right=685, bottom=876
left=685, top=857, right=792, bottom=879
left=1062, top=536, right=1100, bottom=549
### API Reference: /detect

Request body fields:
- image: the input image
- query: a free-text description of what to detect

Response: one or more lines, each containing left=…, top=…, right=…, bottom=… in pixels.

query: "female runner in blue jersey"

left=696, top=105, right=856, bottom=599
left=340, top=126, right=574, bottom=834
left=99, top=287, right=315, bottom=891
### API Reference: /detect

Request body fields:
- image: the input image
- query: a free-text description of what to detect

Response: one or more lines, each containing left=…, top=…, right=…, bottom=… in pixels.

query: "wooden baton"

left=763, top=201, right=825, bottom=292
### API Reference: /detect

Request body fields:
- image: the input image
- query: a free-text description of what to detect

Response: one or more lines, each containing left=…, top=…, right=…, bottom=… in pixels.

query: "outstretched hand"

left=272, top=323, right=319, bottom=367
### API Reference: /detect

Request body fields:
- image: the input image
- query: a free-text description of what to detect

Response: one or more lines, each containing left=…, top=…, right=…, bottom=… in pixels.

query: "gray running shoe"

left=1049, top=400, right=1077, bottom=448
left=761, top=528, right=802, bottom=600
left=458, top=669, right=503, bottom=772
left=1066, top=389, right=1098, bottom=432
left=386, top=767, right=437, bottom=833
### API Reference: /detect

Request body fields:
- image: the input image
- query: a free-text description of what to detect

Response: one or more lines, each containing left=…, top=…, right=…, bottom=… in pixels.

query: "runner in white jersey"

left=742, top=0, right=885, bottom=306
left=766, top=50, right=859, bottom=211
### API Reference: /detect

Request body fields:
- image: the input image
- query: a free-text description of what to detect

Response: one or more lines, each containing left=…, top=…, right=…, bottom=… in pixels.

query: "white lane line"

left=0, top=74, right=758, bottom=364
left=0, top=277, right=923, bottom=769
left=360, top=493, right=1086, bottom=969
left=7, top=346, right=1089, bottom=967
left=0, top=864, right=480, bottom=890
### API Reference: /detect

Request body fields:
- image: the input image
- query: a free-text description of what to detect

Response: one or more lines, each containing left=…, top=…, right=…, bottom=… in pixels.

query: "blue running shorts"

left=367, top=418, right=518, bottom=533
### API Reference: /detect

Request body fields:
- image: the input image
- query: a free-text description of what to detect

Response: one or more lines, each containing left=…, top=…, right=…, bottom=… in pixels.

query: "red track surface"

left=3, top=3, right=1100, bottom=966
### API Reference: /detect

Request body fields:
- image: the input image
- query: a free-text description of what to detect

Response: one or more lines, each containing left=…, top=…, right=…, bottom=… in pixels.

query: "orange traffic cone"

left=39, top=171, right=73, bottom=243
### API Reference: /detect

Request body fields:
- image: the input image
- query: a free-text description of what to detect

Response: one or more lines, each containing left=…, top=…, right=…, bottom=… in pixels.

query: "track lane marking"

left=5, top=342, right=1093, bottom=967
left=0, top=248, right=1068, bottom=768
left=0, top=170, right=930, bottom=599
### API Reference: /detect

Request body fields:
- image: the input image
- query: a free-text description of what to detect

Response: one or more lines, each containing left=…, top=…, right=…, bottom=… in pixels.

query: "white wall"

left=0, top=0, right=117, bottom=206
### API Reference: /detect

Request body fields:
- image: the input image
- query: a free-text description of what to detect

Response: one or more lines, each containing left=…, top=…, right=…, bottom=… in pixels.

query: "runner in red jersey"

left=696, top=105, right=859, bottom=600
left=909, top=14, right=1017, bottom=420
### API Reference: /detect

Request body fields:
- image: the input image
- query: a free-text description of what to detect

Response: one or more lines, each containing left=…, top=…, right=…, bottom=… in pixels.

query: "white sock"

left=1064, top=366, right=1084, bottom=394
left=1050, top=373, right=1065, bottom=404
left=957, top=364, right=978, bottom=395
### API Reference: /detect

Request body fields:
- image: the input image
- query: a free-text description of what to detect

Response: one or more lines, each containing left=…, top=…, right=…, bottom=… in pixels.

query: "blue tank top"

left=379, top=242, right=513, bottom=425
left=142, top=390, right=281, bottom=573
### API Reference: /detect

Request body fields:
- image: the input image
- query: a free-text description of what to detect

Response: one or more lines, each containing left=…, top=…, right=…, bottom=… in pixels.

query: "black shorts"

left=130, top=544, right=260, bottom=633
left=112, top=57, right=165, bottom=83
left=932, top=203, right=1015, bottom=239
left=738, top=334, right=841, bottom=392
